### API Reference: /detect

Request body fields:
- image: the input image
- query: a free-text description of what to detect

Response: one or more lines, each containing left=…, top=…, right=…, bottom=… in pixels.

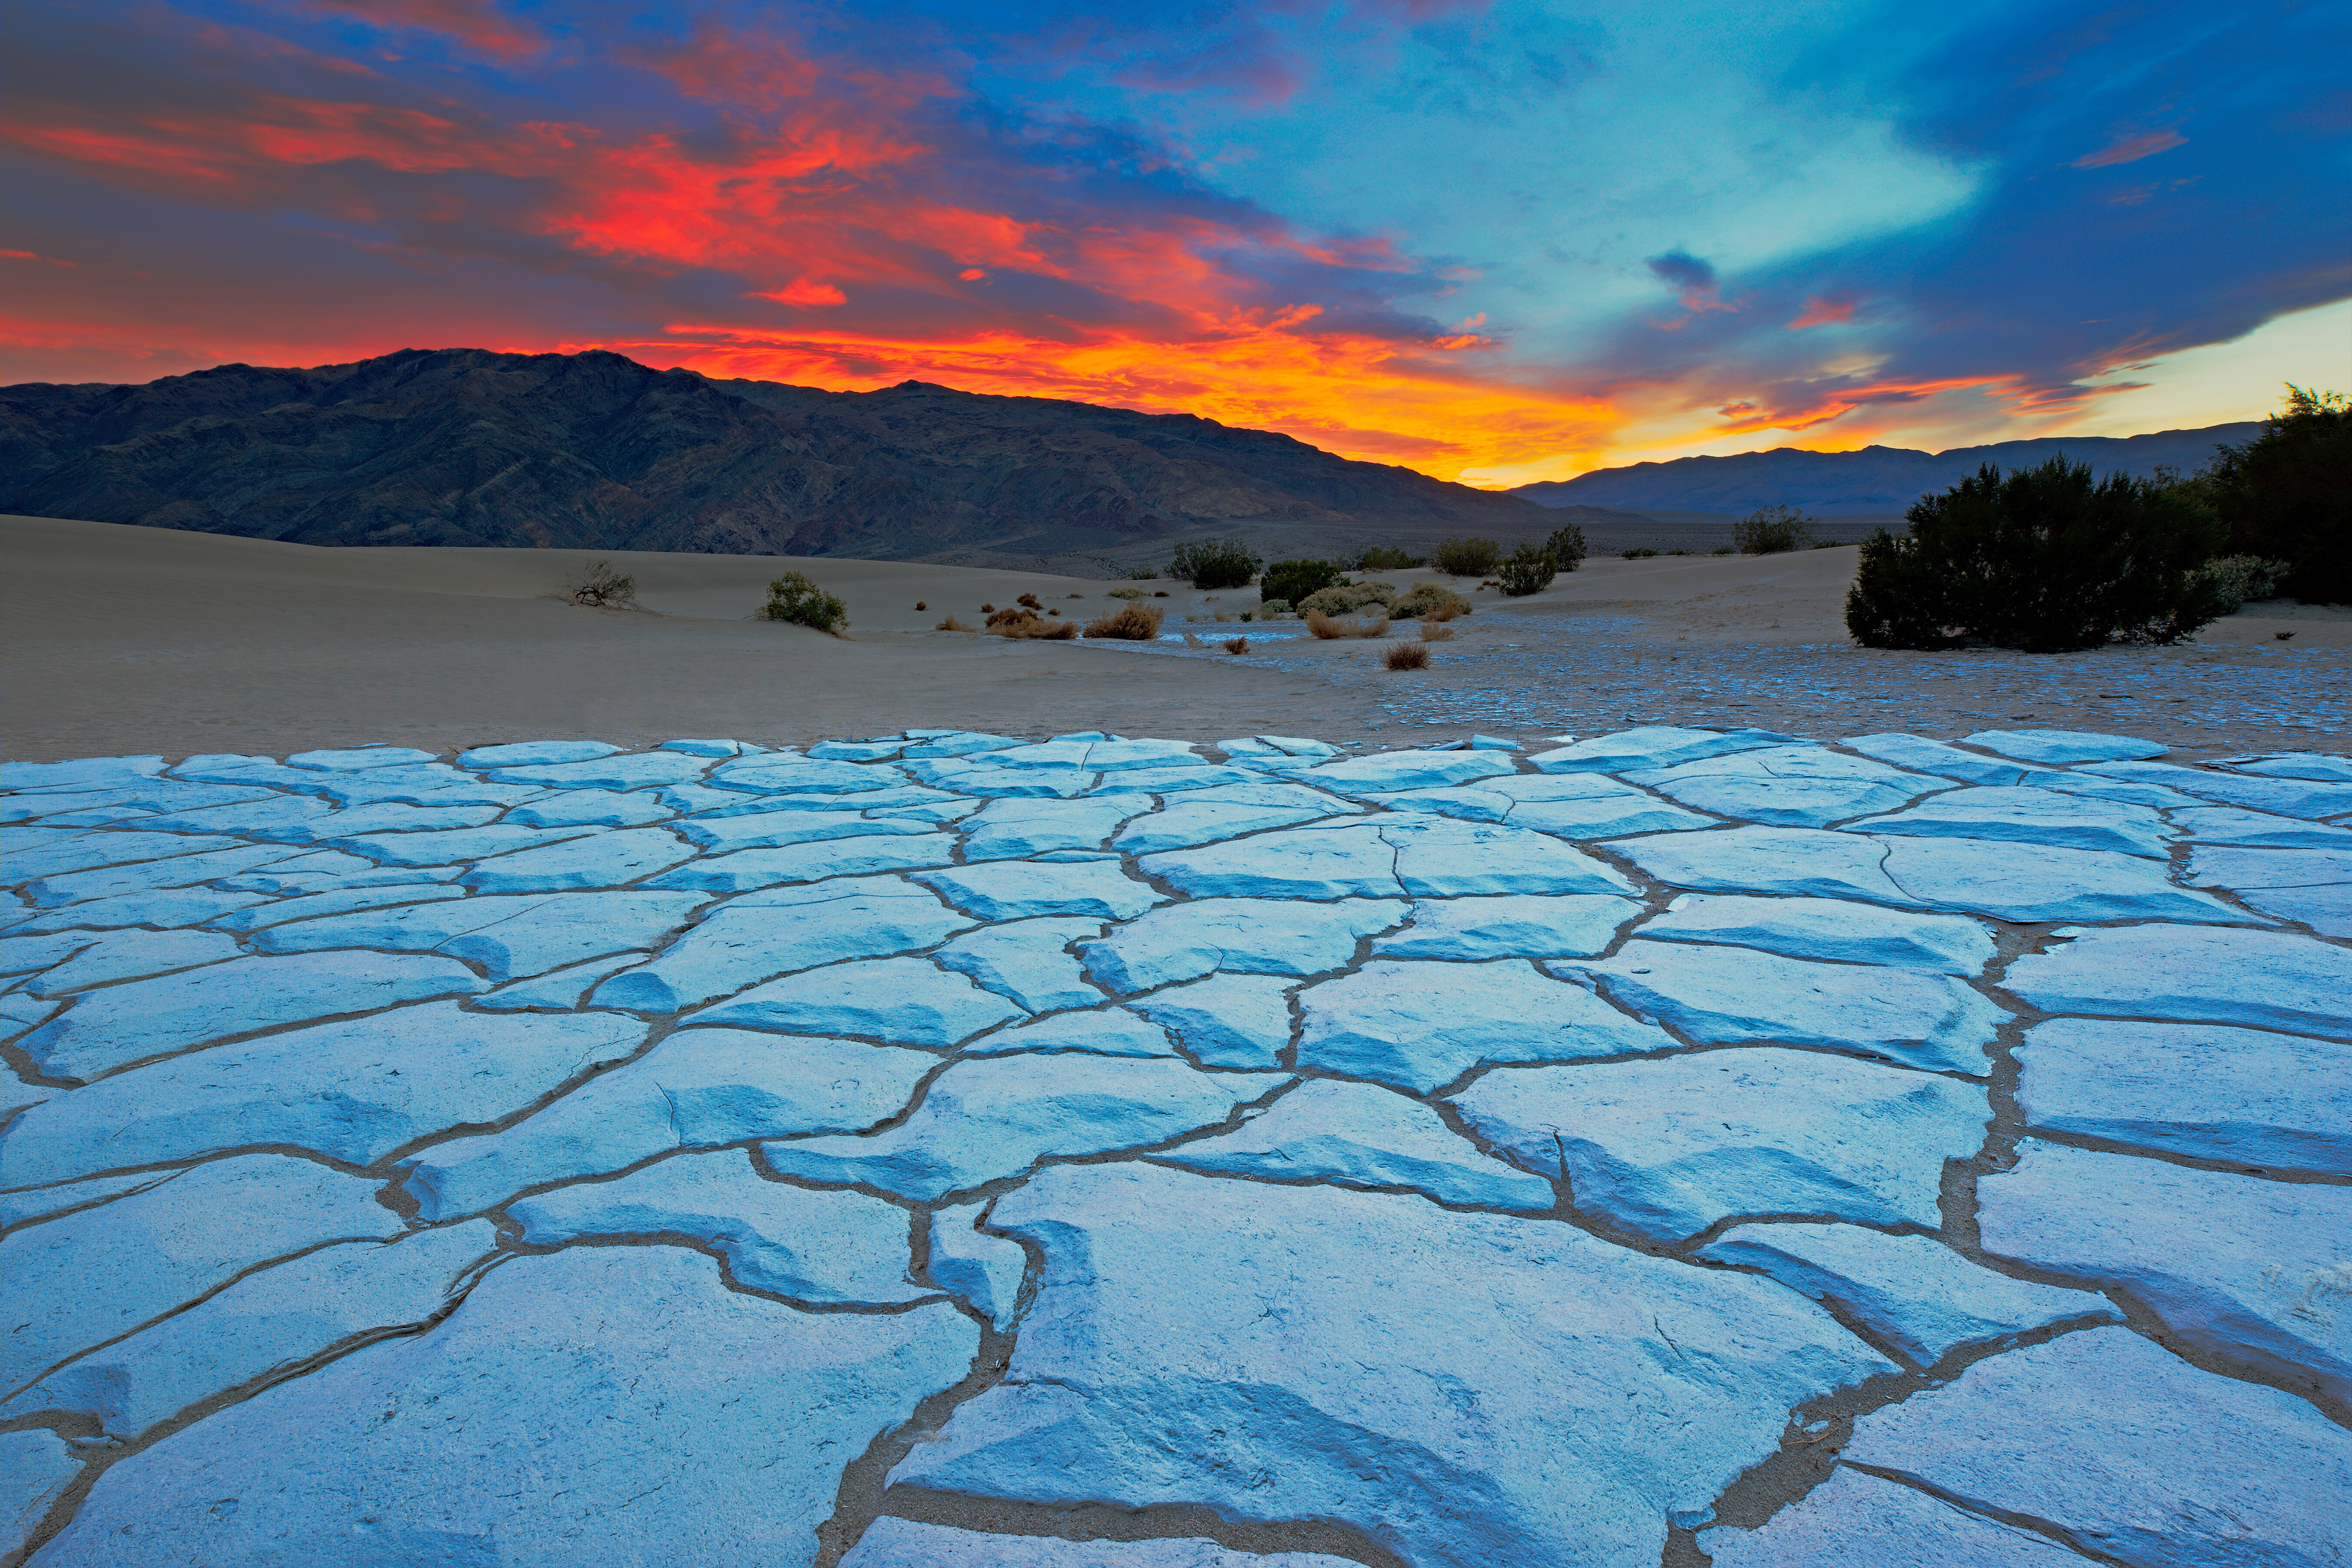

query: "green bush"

left=1712, top=546, right=1736, bottom=555
left=1732, top=504, right=1816, bottom=554
left=1622, top=547, right=1658, bottom=559
left=1260, top=558, right=1347, bottom=608
left=1430, top=537, right=1502, bottom=577
left=1168, top=538, right=1261, bottom=590
left=1298, top=581, right=1395, bottom=616
left=1257, top=598, right=1292, bottom=616
left=1542, top=523, right=1587, bottom=573
left=2194, top=554, right=2295, bottom=613
left=1390, top=581, right=1472, bottom=619
left=2202, top=386, right=2350, bottom=603
left=761, top=571, right=847, bottom=633
left=1354, top=544, right=1422, bottom=570
left=1844, top=457, right=2228, bottom=652
left=1497, top=544, right=1558, bottom=596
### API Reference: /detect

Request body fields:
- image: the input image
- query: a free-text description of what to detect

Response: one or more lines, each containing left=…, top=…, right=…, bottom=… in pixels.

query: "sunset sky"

left=5, top=0, right=2346, bottom=484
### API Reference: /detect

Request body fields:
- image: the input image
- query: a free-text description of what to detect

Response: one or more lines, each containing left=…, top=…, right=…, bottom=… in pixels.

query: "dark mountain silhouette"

left=0, top=347, right=1571, bottom=570
left=1512, top=423, right=2263, bottom=517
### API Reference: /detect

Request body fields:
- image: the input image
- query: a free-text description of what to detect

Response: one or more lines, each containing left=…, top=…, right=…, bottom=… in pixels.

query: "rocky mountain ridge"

left=0, top=348, right=1564, bottom=572
left=1513, top=422, right=2263, bottom=517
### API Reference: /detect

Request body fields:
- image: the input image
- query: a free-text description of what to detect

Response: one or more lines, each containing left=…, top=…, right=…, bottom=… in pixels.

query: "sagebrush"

left=1168, top=538, right=1261, bottom=590
left=1732, top=505, right=1815, bottom=554
left=761, top=572, right=847, bottom=633
left=1260, top=558, right=1347, bottom=608
left=1431, top=537, right=1502, bottom=577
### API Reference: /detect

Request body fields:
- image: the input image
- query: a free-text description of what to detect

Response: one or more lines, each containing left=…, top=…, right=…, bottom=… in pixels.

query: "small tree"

left=1168, top=538, right=1261, bottom=590
left=1497, top=544, right=1558, bottom=596
left=761, top=571, right=848, bottom=633
left=1732, top=505, right=1815, bottom=554
left=1542, top=523, right=1587, bottom=573
left=2201, top=386, right=2350, bottom=604
left=1261, top=558, right=1347, bottom=608
left=1354, top=544, right=1421, bottom=570
left=1844, top=457, right=2227, bottom=652
left=1431, top=537, right=1502, bottom=577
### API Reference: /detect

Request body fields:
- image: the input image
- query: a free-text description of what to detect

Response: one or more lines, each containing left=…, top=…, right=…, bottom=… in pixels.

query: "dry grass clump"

left=1305, top=608, right=1390, bottom=639
left=1108, top=586, right=1147, bottom=601
left=915, top=600, right=927, bottom=612
left=1017, top=593, right=1044, bottom=609
left=985, top=606, right=1076, bottom=638
left=1222, top=636, right=1250, bottom=654
left=1084, top=601, right=1166, bottom=639
left=936, top=613, right=975, bottom=632
left=1384, top=640, right=1432, bottom=670
left=1420, top=620, right=1455, bottom=641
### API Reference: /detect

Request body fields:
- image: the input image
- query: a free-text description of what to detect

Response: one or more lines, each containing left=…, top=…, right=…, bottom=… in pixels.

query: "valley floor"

left=5, top=515, right=2346, bottom=761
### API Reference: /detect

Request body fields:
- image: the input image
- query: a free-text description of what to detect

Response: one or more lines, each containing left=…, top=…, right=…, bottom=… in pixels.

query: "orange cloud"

left=2072, top=129, right=2186, bottom=168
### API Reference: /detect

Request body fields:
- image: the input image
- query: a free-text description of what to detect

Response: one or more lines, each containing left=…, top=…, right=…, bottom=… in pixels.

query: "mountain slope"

left=0, top=348, right=1553, bottom=564
left=1512, top=424, right=2263, bottom=516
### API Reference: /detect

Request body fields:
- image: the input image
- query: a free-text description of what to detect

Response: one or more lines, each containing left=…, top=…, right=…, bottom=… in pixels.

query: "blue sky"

left=3, top=0, right=2344, bottom=479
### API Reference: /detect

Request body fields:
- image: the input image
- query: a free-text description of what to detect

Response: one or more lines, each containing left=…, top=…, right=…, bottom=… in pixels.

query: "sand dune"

left=5, top=515, right=2340, bottom=761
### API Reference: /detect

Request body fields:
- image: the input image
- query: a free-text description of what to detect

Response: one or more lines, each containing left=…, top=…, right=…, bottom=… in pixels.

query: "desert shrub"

left=1127, top=567, right=1157, bottom=580
left=1168, top=538, right=1261, bottom=590
left=1622, top=547, right=1659, bottom=559
left=1152, top=590, right=1170, bottom=597
left=569, top=559, right=637, bottom=608
left=2201, top=386, right=2351, bottom=603
left=1261, top=558, right=1347, bottom=608
left=935, top=613, right=974, bottom=632
left=1256, top=599, right=1291, bottom=617
left=986, top=607, right=1043, bottom=635
left=761, top=571, right=847, bottom=632
left=1298, top=582, right=1394, bottom=616
left=2195, top=554, right=2295, bottom=613
left=1420, top=620, right=1454, bottom=642
left=980, top=603, right=996, bottom=613
left=1497, top=544, right=1558, bottom=596
left=1038, top=619, right=1077, bottom=639
left=1431, top=537, right=1502, bottom=577
left=1084, top=602, right=1166, bottom=639
left=1017, top=593, right=1043, bottom=609
left=1713, top=547, right=1735, bottom=555
left=1844, top=457, right=2229, bottom=652
left=1354, top=544, right=1422, bottom=570
left=1108, top=586, right=1146, bottom=600
left=1182, top=629, right=1205, bottom=647
left=1222, top=636, right=1250, bottom=654
left=1384, top=641, right=1432, bottom=670
left=1390, top=582, right=1471, bottom=620
left=1733, top=504, right=1816, bottom=554
left=1542, top=523, right=1588, bottom=573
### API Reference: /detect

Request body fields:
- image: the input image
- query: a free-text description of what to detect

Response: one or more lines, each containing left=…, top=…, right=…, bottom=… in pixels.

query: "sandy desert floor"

left=5, top=514, right=2346, bottom=762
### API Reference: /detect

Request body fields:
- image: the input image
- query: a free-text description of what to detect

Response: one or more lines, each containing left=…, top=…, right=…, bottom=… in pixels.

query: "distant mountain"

left=0, top=348, right=1555, bottom=568
left=1512, top=423, right=2264, bottom=517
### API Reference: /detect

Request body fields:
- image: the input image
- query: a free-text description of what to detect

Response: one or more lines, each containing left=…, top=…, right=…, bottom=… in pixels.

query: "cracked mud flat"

left=2, top=725, right=2348, bottom=1567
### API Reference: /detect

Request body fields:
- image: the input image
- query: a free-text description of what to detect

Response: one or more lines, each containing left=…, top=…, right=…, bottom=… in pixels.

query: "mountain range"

left=0, top=348, right=1568, bottom=572
left=1510, top=423, right=2262, bottom=517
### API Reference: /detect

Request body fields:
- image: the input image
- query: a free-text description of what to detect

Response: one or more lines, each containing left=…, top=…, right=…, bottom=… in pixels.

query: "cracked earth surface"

left=2, top=724, right=2347, bottom=1567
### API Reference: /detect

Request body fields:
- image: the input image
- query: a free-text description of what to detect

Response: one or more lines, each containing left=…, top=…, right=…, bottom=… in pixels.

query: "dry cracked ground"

left=1, top=725, right=2348, bottom=1567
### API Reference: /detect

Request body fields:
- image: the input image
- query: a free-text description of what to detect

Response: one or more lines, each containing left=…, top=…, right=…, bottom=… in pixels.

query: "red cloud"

left=2072, top=129, right=2186, bottom=168
left=300, top=0, right=539, bottom=57
left=1788, top=295, right=1855, bottom=328
left=754, top=279, right=848, bottom=307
